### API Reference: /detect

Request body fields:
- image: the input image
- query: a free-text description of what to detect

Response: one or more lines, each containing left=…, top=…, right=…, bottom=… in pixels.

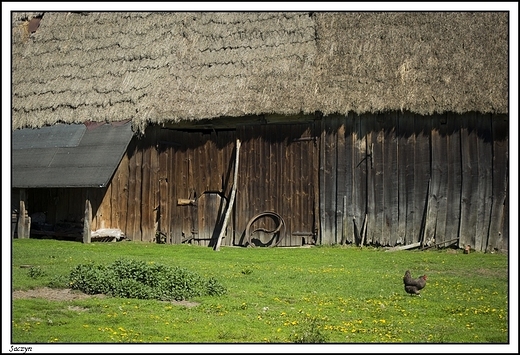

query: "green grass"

left=9, top=239, right=509, bottom=346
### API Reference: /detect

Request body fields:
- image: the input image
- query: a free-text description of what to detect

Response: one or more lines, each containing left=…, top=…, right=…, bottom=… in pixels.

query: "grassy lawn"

left=7, top=238, right=511, bottom=350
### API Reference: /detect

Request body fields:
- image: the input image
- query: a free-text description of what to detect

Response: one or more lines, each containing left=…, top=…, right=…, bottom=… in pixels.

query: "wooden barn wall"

left=20, top=112, right=508, bottom=253
left=235, top=123, right=318, bottom=247
left=319, top=112, right=509, bottom=252
left=98, top=127, right=237, bottom=245
left=104, top=124, right=318, bottom=247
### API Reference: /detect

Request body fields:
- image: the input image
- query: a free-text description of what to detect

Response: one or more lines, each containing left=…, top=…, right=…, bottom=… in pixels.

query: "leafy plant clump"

left=27, top=266, right=47, bottom=279
left=290, top=317, right=327, bottom=343
left=69, top=258, right=226, bottom=301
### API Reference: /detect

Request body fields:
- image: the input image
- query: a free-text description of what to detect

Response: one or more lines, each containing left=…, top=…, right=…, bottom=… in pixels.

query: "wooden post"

left=214, top=139, right=241, bottom=251
left=360, top=213, right=367, bottom=247
left=83, top=199, right=92, bottom=243
left=17, top=189, right=30, bottom=239
left=340, top=196, right=347, bottom=245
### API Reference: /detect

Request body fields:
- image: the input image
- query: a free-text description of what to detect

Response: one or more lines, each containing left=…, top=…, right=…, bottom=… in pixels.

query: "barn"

left=11, top=11, right=509, bottom=252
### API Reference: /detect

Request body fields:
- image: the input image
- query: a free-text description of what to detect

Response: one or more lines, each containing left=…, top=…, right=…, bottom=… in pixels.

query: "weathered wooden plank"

left=264, top=125, right=276, bottom=222
left=279, top=127, right=288, bottom=246
left=423, top=133, right=437, bottom=247
left=235, top=125, right=251, bottom=245
left=443, top=113, right=462, bottom=245
left=433, top=115, right=451, bottom=246
left=488, top=114, right=508, bottom=251
left=369, top=114, right=385, bottom=245
left=165, top=129, right=181, bottom=243
left=125, top=139, right=138, bottom=240
left=158, top=130, right=170, bottom=241
left=215, top=139, right=240, bottom=251
left=171, top=130, right=184, bottom=244
left=133, top=144, right=144, bottom=241
left=475, top=114, right=493, bottom=252
left=102, top=170, right=114, bottom=230
left=115, top=148, right=130, bottom=235
left=289, top=124, right=300, bottom=246
left=82, top=198, right=92, bottom=243
left=312, top=120, right=320, bottom=244
left=280, top=124, right=293, bottom=246
left=343, top=114, right=356, bottom=244
left=150, top=128, right=161, bottom=239
left=398, top=112, right=414, bottom=245
left=226, top=131, right=236, bottom=245
left=329, top=117, right=340, bottom=244
left=194, top=131, right=206, bottom=243
left=459, top=112, right=479, bottom=249
left=297, top=124, right=317, bottom=245
left=385, top=242, right=421, bottom=252
left=336, top=119, right=348, bottom=244
left=318, top=121, right=325, bottom=245
left=383, top=112, right=399, bottom=246
left=355, top=114, right=369, bottom=246
left=249, top=127, right=261, bottom=241
left=240, top=126, right=250, bottom=245
left=363, top=114, right=376, bottom=245
left=434, top=117, right=449, bottom=246
left=140, top=132, right=154, bottom=242
left=18, top=189, right=30, bottom=239
left=425, top=115, right=445, bottom=247
left=414, top=115, right=431, bottom=245
left=500, top=189, right=509, bottom=252
left=188, top=133, right=200, bottom=245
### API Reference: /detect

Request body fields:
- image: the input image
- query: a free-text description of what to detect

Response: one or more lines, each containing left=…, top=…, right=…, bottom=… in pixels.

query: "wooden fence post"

left=83, top=199, right=92, bottom=243
left=17, top=189, right=30, bottom=239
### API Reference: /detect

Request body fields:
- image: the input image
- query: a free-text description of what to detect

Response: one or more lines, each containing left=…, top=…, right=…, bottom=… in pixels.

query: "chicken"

left=403, top=270, right=427, bottom=296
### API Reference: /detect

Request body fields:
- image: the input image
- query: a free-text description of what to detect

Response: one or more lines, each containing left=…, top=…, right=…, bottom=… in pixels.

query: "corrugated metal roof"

left=12, top=121, right=134, bottom=188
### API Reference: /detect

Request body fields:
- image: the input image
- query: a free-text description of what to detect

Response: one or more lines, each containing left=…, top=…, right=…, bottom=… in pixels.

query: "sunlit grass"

left=10, top=239, right=508, bottom=345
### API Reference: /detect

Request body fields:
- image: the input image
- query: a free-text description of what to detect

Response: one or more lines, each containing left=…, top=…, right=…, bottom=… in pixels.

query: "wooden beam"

left=385, top=242, right=422, bottom=252
left=214, top=139, right=241, bottom=251
left=17, top=189, right=30, bottom=239
left=340, top=196, right=347, bottom=245
left=83, top=199, right=92, bottom=243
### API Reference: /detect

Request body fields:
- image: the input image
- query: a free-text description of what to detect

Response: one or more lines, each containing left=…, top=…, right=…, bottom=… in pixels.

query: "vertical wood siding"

left=236, top=123, right=318, bottom=247
left=319, top=112, right=508, bottom=252
left=23, top=112, right=508, bottom=252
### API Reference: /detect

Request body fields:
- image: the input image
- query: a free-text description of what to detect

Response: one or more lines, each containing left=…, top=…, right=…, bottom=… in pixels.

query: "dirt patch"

left=12, top=287, right=106, bottom=301
left=12, top=287, right=200, bottom=307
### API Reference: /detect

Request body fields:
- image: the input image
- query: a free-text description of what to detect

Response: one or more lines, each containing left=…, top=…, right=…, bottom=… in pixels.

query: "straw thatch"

left=12, top=11, right=508, bottom=131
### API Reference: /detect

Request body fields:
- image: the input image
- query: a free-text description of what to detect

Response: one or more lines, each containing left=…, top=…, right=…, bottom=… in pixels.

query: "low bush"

left=69, top=258, right=227, bottom=301
left=27, top=266, right=46, bottom=279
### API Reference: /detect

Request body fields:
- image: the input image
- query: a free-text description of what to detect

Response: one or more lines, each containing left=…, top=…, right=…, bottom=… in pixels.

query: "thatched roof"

left=11, top=11, right=508, bottom=131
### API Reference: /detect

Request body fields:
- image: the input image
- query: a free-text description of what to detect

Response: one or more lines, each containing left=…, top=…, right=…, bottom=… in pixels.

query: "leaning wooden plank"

left=360, top=213, right=367, bottom=247
left=385, top=242, right=421, bottom=252
left=214, top=139, right=241, bottom=251
left=421, top=237, right=460, bottom=250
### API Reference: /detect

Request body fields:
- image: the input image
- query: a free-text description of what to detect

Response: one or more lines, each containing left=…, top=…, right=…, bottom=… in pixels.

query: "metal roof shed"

left=12, top=121, right=134, bottom=188
left=11, top=121, right=135, bottom=241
